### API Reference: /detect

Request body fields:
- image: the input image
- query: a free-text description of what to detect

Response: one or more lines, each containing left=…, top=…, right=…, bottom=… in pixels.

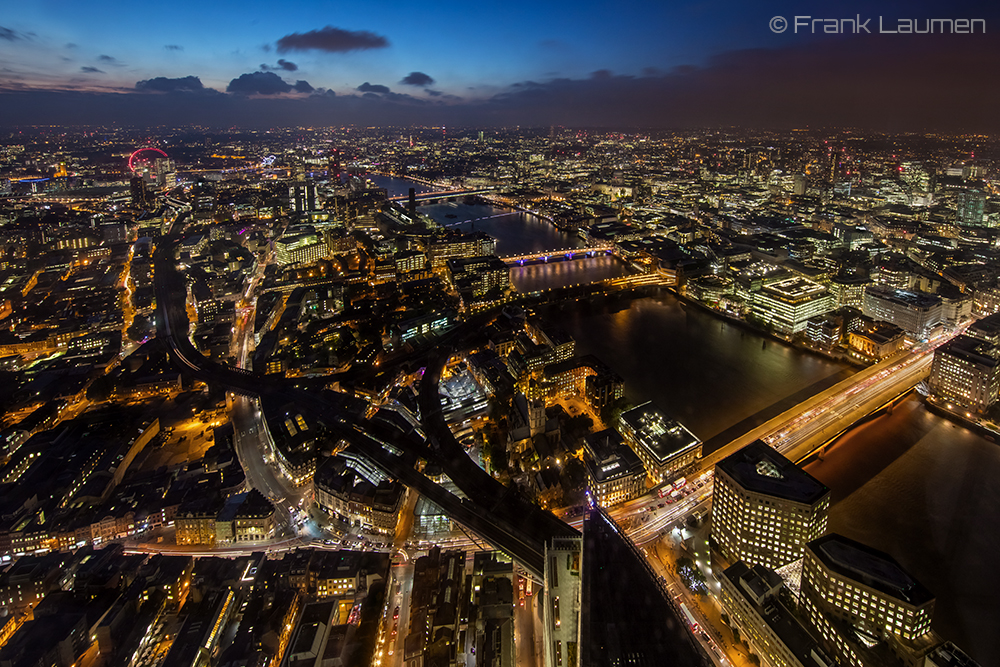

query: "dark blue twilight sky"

left=1, top=0, right=998, bottom=129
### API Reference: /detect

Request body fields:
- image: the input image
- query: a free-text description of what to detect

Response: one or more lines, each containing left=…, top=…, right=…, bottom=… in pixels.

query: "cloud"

left=98, top=55, right=116, bottom=62
left=164, top=44, right=183, bottom=51
left=401, top=71, right=434, bottom=86
left=276, top=26, right=388, bottom=53
left=426, top=89, right=442, bottom=97
left=0, top=26, right=24, bottom=41
left=590, top=69, right=613, bottom=80
left=135, top=75, right=206, bottom=92
left=81, top=66, right=103, bottom=74
left=228, top=71, right=292, bottom=95
left=226, top=71, right=313, bottom=95
left=262, top=59, right=298, bottom=72
left=65, top=42, right=78, bottom=49
left=357, top=82, right=390, bottom=94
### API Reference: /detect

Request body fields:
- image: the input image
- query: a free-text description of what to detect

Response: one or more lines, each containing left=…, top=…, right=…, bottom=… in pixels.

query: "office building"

left=428, top=231, right=496, bottom=268
left=582, top=429, right=646, bottom=507
left=719, top=561, right=835, bottom=667
left=289, top=182, right=318, bottom=213
left=862, top=285, right=943, bottom=340
left=749, top=276, right=835, bottom=335
left=618, top=402, right=701, bottom=484
left=447, top=255, right=510, bottom=298
left=801, top=533, right=935, bottom=666
left=956, top=190, right=986, bottom=227
left=712, top=441, right=830, bottom=570
left=275, top=232, right=327, bottom=266
left=928, top=335, right=1000, bottom=414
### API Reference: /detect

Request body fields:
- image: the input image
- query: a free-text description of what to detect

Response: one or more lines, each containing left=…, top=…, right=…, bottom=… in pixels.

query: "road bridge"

left=501, top=246, right=613, bottom=265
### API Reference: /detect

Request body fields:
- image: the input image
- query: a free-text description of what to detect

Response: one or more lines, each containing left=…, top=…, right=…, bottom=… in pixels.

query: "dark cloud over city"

left=357, top=82, right=391, bottom=94
left=135, top=75, right=207, bottom=93
left=401, top=71, right=434, bottom=87
left=2, top=33, right=999, bottom=131
left=275, top=26, right=389, bottom=53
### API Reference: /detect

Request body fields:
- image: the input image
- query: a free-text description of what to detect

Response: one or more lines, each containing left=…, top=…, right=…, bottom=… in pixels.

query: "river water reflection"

left=805, top=397, right=1000, bottom=664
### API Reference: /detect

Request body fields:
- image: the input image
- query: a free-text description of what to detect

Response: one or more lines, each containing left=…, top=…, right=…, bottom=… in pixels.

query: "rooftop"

left=807, top=533, right=934, bottom=606
left=619, top=402, right=701, bottom=464
left=716, top=440, right=829, bottom=505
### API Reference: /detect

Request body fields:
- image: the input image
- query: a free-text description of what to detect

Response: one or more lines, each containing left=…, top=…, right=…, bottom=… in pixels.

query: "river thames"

left=804, top=397, right=1000, bottom=664
left=369, top=174, right=997, bottom=662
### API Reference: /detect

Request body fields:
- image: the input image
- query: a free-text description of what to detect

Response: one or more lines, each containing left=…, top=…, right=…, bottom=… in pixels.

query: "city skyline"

left=2, top=0, right=1000, bottom=129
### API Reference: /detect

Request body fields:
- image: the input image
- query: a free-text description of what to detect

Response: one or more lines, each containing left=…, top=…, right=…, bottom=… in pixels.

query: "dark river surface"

left=374, top=175, right=995, bottom=662
left=804, top=397, right=1000, bottom=665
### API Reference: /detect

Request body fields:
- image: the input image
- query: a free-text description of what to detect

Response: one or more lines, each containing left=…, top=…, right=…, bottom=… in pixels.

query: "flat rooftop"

left=619, top=402, right=701, bottom=464
left=763, top=276, right=828, bottom=302
left=716, top=440, right=829, bottom=505
left=807, top=533, right=934, bottom=606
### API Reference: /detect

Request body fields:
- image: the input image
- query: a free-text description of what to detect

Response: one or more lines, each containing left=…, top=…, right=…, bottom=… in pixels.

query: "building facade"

left=618, top=402, right=702, bottom=485
left=712, top=441, right=830, bottom=570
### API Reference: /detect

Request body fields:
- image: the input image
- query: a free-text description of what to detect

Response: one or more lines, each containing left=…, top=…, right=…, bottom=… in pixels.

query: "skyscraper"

left=956, top=189, right=986, bottom=226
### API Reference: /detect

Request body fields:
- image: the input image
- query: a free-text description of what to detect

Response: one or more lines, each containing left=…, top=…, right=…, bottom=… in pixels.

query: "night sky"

left=1, top=0, right=998, bottom=129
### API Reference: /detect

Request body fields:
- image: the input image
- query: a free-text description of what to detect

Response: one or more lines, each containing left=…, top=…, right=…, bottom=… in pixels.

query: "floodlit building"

left=618, top=402, right=701, bottom=484
left=862, top=285, right=942, bottom=340
left=801, top=533, right=935, bottom=667
left=749, top=276, right=835, bottom=335
left=928, top=335, right=1000, bottom=414
left=712, top=440, right=830, bottom=570
left=582, top=429, right=646, bottom=507
left=275, top=232, right=327, bottom=266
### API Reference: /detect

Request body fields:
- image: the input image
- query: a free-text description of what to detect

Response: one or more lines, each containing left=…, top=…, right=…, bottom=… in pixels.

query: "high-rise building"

left=712, top=440, right=830, bottom=570
left=956, top=189, right=986, bottom=226
left=928, top=335, right=1000, bottom=414
left=289, top=182, right=318, bottom=213
left=130, top=177, right=149, bottom=207
left=801, top=533, right=935, bottom=666
left=618, top=402, right=701, bottom=484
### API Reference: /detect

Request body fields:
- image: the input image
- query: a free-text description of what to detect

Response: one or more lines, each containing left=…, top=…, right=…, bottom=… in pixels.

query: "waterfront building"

left=862, top=284, right=943, bottom=340
left=801, top=533, right=935, bottom=666
left=847, top=321, right=905, bottom=362
left=618, top=402, right=701, bottom=484
left=712, top=441, right=830, bottom=570
left=928, top=335, right=1000, bottom=414
left=428, top=231, right=496, bottom=268
left=446, top=255, right=510, bottom=298
left=749, top=276, right=835, bottom=335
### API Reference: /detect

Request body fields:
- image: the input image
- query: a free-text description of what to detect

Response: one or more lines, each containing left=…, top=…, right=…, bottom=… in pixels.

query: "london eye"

left=128, top=147, right=169, bottom=177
